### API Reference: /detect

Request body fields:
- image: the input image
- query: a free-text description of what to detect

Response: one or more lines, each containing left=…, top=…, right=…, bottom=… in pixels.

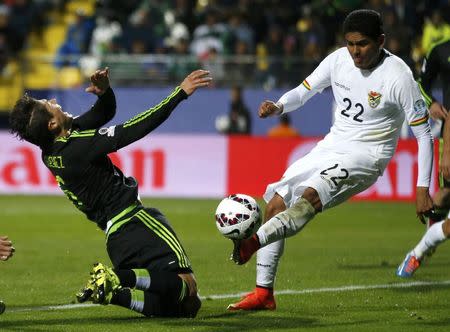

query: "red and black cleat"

left=230, top=234, right=261, bottom=265
left=227, top=287, right=276, bottom=311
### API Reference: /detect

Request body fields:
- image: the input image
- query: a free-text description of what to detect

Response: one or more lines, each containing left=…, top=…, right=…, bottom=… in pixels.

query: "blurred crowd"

left=0, top=0, right=449, bottom=87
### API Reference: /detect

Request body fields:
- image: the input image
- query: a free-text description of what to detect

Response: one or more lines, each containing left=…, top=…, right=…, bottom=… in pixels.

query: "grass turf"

left=0, top=196, right=449, bottom=331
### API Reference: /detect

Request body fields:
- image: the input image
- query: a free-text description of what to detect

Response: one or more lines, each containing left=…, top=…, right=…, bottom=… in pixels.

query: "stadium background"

left=0, top=0, right=448, bottom=201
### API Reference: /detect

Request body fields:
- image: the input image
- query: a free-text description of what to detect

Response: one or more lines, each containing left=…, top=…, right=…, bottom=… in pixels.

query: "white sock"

left=256, top=198, right=315, bottom=246
left=256, top=239, right=285, bottom=288
left=413, top=220, right=447, bottom=260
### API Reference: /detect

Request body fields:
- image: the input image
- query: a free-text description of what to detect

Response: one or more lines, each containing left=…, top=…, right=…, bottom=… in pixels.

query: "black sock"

left=114, top=269, right=136, bottom=288
left=111, top=288, right=131, bottom=307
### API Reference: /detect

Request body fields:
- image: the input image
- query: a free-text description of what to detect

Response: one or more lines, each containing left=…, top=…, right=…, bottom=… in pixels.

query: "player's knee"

left=180, top=294, right=201, bottom=318
left=265, top=194, right=286, bottom=222
left=302, top=187, right=323, bottom=212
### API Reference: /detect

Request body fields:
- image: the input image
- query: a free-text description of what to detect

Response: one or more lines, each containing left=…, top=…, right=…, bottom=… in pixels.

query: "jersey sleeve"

left=68, top=86, right=188, bottom=160
left=72, top=87, right=117, bottom=131
left=395, top=72, right=433, bottom=187
left=418, top=45, right=440, bottom=107
left=278, top=51, right=333, bottom=113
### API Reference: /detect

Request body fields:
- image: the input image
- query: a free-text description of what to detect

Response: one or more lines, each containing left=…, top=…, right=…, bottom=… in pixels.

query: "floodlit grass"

left=0, top=196, right=449, bottom=331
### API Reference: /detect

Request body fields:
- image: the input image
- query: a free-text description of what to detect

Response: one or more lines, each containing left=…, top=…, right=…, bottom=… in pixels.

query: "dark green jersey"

left=42, top=87, right=188, bottom=230
left=418, top=39, right=450, bottom=110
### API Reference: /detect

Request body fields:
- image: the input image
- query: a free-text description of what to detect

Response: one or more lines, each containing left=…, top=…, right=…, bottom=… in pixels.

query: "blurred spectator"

left=224, top=11, right=254, bottom=55
left=383, top=10, right=415, bottom=72
left=421, top=9, right=450, bottom=56
left=296, top=6, right=326, bottom=62
left=225, top=39, right=253, bottom=84
left=279, top=35, right=300, bottom=87
left=9, top=0, right=42, bottom=48
left=0, top=6, right=14, bottom=72
left=167, top=26, right=199, bottom=81
left=128, top=0, right=169, bottom=46
left=165, top=0, right=196, bottom=35
left=200, top=47, right=225, bottom=85
left=89, top=15, right=122, bottom=56
left=267, top=114, right=300, bottom=137
left=216, top=85, right=251, bottom=135
left=55, top=9, right=95, bottom=68
left=123, top=7, right=158, bottom=54
left=265, top=24, right=284, bottom=84
left=190, top=7, right=228, bottom=57
left=230, top=85, right=251, bottom=134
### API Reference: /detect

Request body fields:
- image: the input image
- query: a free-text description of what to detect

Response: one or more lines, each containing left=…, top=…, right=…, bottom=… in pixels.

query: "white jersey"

left=278, top=47, right=433, bottom=187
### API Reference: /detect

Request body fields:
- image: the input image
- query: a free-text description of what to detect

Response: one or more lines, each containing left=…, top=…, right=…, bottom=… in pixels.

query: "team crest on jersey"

left=368, top=91, right=382, bottom=108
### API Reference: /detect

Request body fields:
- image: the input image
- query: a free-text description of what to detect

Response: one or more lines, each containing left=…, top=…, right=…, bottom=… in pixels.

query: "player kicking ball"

left=227, top=9, right=434, bottom=311
left=9, top=68, right=212, bottom=317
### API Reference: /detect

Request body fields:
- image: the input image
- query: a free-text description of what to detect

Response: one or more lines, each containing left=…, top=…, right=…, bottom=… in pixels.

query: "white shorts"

left=263, top=144, right=385, bottom=210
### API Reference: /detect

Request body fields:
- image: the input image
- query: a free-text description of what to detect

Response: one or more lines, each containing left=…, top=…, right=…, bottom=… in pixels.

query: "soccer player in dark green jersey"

left=397, top=39, right=450, bottom=277
left=9, top=68, right=212, bottom=317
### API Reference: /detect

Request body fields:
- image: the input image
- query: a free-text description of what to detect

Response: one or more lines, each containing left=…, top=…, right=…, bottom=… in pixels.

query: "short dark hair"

left=343, top=9, right=384, bottom=41
left=9, top=94, right=54, bottom=148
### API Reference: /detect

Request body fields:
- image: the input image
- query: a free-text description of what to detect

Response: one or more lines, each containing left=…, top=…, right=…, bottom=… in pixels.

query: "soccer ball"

left=215, top=194, right=261, bottom=240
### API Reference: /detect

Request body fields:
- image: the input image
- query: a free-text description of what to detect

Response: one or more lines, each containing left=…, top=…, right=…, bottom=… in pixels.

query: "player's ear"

left=48, top=118, right=57, bottom=131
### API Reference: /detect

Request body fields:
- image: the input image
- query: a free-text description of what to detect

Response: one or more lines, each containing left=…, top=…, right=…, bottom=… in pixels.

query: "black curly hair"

left=9, top=94, right=54, bottom=149
left=343, top=9, right=384, bottom=41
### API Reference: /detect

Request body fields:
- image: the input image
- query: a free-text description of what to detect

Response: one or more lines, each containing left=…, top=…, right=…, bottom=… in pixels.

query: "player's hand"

left=85, top=67, right=110, bottom=96
left=440, top=150, right=450, bottom=180
left=180, top=70, right=212, bottom=96
left=429, top=101, right=448, bottom=121
left=416, top=187, right=434, bottom=224
left=258, top=100, right=283, bottom=118
left=0, top=236, right=15, bottom=261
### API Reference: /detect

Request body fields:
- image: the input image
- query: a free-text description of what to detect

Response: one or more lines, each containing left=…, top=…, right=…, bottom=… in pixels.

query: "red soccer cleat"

left=230, top=234, right=261, bottom=265
left=227, top=287, right=276, bottom=311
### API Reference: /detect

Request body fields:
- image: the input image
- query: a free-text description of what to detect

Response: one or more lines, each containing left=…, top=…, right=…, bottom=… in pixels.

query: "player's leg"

left=397, top=217, right=450, bottom=278
left=78, top=207, right=200, bottom=317
left=228, top=191, right=320, bottom=310
left=229, top=149, right=382, bottom=310
left=77, top=263, right=200, bottom=317
left=232, top=188, right=320, bottom=265
left=228, top=194, right=286, bottom=310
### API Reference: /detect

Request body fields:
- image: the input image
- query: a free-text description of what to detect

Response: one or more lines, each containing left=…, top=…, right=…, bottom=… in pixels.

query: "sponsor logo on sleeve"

left=99, top=126, right=116, bottom=137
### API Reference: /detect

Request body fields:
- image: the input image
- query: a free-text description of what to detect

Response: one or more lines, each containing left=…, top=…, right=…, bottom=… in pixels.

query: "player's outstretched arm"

left=0, top=236, right=15, bottom=261
left=73, top=67, right=116, bottom=130
left=83, top=70, right=212, bottom=159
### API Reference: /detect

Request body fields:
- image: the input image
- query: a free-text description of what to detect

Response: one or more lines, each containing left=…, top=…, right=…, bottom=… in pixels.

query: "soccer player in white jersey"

left=227, top=9, right=434, bottom=311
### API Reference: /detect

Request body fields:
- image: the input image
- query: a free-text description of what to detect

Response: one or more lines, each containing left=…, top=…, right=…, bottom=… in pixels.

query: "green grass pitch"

left=0, top=195, right=449, bottom=331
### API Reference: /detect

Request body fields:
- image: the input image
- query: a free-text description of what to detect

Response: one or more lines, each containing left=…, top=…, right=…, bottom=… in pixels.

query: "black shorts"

left=106, top=206, right=193, bottom=274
